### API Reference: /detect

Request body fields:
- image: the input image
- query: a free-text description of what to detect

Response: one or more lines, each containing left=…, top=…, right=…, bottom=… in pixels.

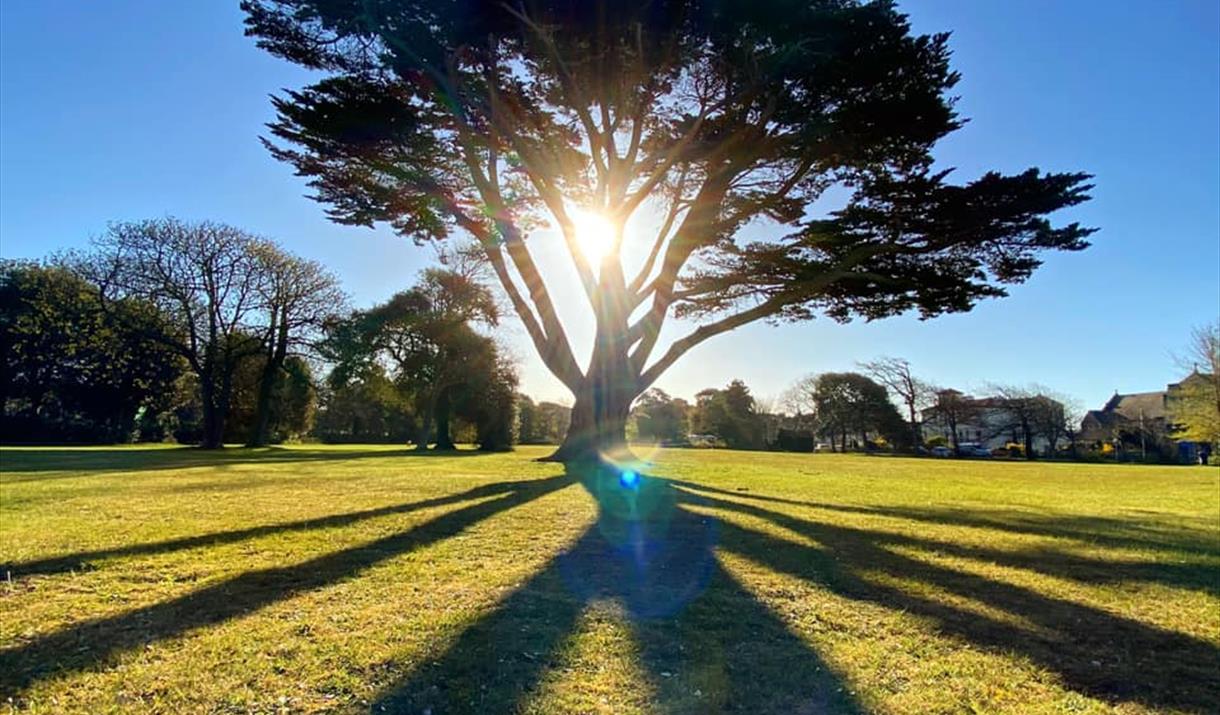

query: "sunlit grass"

left=1, top=445, right=1217, bottom=713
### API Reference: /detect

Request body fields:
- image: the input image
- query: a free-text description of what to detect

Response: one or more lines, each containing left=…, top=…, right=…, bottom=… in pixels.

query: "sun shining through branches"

left=568, top=207, right=618, bottom=269
left=247, top=0, right=1095, bottom=464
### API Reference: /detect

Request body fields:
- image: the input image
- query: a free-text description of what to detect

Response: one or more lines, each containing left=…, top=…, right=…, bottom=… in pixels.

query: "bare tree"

left=989, top=384, right=1066, bottom=459
left=924, top=388, right=980, bottom=452
left=247, top=244, right=346, bottom=447
left=86, top=219, right=267, bottom=449
left=859, top=356, right=932, bottom=448
left=1060, top=396, right=1087, bottom=458
left=1024, top=387, right=1077, bottom=458
left=782, top=375, right=819, bottom=434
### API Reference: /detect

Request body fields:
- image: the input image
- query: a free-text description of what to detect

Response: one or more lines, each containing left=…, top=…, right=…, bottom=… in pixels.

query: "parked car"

left=687, top=433, right=725, bottom=448
left=958, top=443, right=992, bottom=458
left=930, top=445, right=953, bottom=458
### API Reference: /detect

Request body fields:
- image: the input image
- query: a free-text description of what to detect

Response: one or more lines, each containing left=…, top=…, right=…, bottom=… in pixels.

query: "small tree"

left=989, top=384, right=1064, bottom=460
left=324, top=269, right=498, bottom=450
left=805, top=372, right=902, bottom=451
left=859, top=356, right=932, bottom=448
left=924, top=388, right=980, bottom=452
left=632, top=388, right=690, bottom=444
left=692, top=380, right=765, bottom=450
left=245, top=0, right=1095, bottom=463
left=1024, top=388, right=1081, bottom=458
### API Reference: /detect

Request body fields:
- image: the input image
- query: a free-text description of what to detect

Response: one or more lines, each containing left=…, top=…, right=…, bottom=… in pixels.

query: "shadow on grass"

left=0, top=474, right=572, bottom=699
left=374, top=470, right=862, bottom=714
left=671, top=480, right=1220, bottom=558
left=0, top=445, right=489, bottom=478
left=4, top=464, right=1216, bottom=712
left=677, top=486, right=1220, bottom=713
left=2, top=480, right=539, bottom=579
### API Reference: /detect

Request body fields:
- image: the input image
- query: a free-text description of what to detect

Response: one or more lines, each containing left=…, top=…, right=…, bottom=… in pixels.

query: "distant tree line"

left=2, top=219, right=346, bottom=446
left=4, top=222, right=1214, bottom=460
left=1, top=218, right=521, bottom=450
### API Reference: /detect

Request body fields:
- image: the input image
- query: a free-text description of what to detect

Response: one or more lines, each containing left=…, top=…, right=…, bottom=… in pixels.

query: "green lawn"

left=0, top=446, right=1217, bottom=714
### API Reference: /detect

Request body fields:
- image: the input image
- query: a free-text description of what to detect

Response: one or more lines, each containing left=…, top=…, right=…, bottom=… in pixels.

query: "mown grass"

left=0, top=444, right=1217, bottom=714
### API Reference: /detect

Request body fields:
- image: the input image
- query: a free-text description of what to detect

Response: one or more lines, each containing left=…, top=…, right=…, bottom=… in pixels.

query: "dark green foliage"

left=313, top=367, right=416, bottom=443
left=692, top=380, right=766, bottom=450
left=464, top=353, right=519, bottom=451
left=515, top=396, right=572, bottom=445
left=632, top=388, right=690, bottom=444
left=0, top=261, right=184, bottom=443
left=682, top=168, right=1095, bottom=322
left=773, top=428, right=815, bottom=453
left=223, top=355, right=316, bottom=444
left=321, top=268, right=513, bottom=448
left=806, top=372, right=907, bottom=451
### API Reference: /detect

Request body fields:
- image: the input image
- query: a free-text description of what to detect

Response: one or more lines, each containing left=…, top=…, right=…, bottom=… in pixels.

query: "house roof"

left=1104, top=391, right=1167, bottom=421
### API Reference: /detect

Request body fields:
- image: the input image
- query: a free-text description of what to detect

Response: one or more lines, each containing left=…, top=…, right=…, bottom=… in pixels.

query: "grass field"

left=0, top=445, right=1217, bottom=714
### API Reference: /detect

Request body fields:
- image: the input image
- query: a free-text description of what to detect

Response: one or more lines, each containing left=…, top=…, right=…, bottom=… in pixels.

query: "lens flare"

left=559, top=461, right=719, bottom=619
left=569, top=207, right=615, bottom=264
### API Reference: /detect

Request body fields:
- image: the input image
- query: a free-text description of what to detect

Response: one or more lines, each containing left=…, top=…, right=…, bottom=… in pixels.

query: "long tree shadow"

left=671, top=480, right=1220, bottom=557
left=672, top=482, right=1220, bottom=596
left=673, top=478, right=1220, bottom=595
left=374, top=469, right=862, bottom=713
left=0, top=445, right=491, bottom=478
left=3, top=479, right=538, bottom=578
left=0, top=474, right=572, bottom=699
left=678, top=488, right=1220, bottom=713
left=6, top=467, right=1215, bottom=711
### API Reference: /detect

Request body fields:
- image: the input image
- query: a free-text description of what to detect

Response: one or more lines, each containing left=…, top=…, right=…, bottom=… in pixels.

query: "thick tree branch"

left=636, top=295, right=786, bottom=392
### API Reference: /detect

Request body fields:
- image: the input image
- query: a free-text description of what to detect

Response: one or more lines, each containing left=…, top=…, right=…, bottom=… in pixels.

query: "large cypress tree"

left=243, top=0, right=1094, bottom=463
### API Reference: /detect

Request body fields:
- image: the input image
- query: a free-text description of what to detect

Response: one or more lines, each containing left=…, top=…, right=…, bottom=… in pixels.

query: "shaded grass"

left=1, top=445, right=1217, bottom=713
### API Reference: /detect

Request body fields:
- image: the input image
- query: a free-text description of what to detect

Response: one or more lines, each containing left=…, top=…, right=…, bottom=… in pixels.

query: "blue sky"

left=2, top=1, right=1217, bottom=411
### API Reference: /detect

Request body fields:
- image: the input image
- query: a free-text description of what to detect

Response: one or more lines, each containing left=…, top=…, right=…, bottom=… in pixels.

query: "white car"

left=930, top=446, right=953, bottom=457
left=958, top=443, right=992, bottom=458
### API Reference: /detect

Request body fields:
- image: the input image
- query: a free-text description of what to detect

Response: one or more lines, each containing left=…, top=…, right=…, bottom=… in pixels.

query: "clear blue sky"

left=2, top=1, right=1217, bottom=411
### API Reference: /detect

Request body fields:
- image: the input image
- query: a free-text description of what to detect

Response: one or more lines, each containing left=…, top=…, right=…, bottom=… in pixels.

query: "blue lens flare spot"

left=618, top=470, right=639, bottom=488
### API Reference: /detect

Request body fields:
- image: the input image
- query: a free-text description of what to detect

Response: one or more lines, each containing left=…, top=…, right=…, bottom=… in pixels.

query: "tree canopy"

left=244, top=0, right=1095, bottom=460
left=323, top=268, right=513, bottom=450
left=0, top=261, right=184, bottom=443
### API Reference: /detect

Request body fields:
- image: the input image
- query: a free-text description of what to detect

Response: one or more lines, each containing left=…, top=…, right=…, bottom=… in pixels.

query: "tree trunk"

left=414, top=383, right=442, bottom=451
left=434, top=387, right=455, bottom=450
left=543, top=255, right=637, bottom=465
left=248, top=363, right=278, bottom=447
left=248, top=309, right=289, bottom=448
left=199, top=373, right=225, bottom=450
left=543, top=379, right=632, bottom=463
left=907, top=403, right=922, bottom=449
left=415, top=409, right=433, bottom=452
